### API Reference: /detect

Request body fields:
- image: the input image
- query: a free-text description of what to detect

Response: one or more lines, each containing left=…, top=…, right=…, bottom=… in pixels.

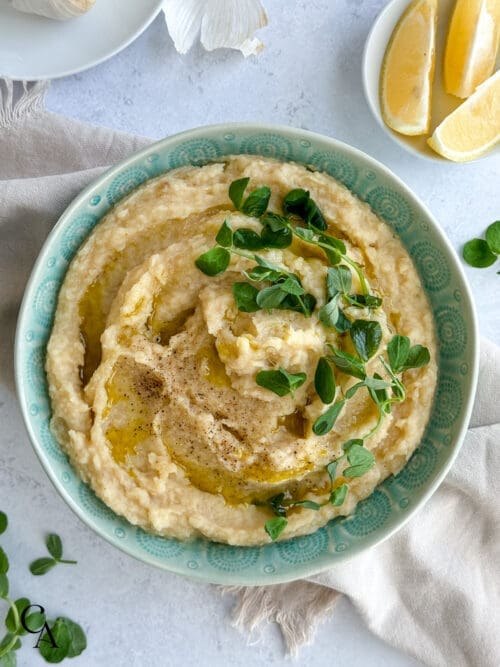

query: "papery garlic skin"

left=11, top=0, right=95, bottom=20
left=163, top=0, right=268, bottom=56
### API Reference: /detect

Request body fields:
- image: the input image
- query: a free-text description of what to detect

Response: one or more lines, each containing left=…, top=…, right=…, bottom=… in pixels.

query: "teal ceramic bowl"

left=15, top=124, right=479, bottom=585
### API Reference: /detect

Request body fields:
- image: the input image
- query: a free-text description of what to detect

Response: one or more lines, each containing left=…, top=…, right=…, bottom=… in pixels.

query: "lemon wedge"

left=380, top=0, right=438, bottom=136
left=444, top=0, right=500, bottom=99
left=427, top=69, right=500, bottom=161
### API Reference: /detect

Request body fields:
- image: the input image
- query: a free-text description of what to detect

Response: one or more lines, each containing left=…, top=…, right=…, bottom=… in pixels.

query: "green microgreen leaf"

left=305, top=198, right=327, bottom=230
left=344, top=444, right=375, bottom=478
left=256, top=284, right=288, bottom=309
left=342, top=438, right=364, bottom=452
left=5, top=598, right=30, bottom=634
left=38, top=617, right=71, bottom=663
left=312, top=400, right=345, bottom=436
left=327, top=348, right=366, bottom=380
left=232, top=282, right=260, bottom=312
left=266, top=494, right=287, bottom=517
left=292, top=500, right=322, bottom=511
left=314, top=357, right=336, bottom=404
left=0, top=574, right=8, bottom=598
left=401, top=345, right=430, bottom=372
left=46, top=535, right=63, bottom=561
left=260, top=225, right=293, bottom=248
left=318, top=234, right=346, bottom=255
left=241, top=186, right=271, bottom=217
left=279, top=275, right=305, bottom=296
left=283, top=189, right=327, bottom=231
left=334, top=309, right=352, bottom=332
left=350, top=320, right=383, bottom=361
left=463, top=239, right=497, bottom=268
left=283, top=188, right=310, bottom=216
left=279, top=292, right=317, bottom=317
left=265, top=517, right=288, bottom=541
left=215, top=218, right=233, bottom=247
left=0, top=513, right=7, bottom=536
left=245, top=265, right=283, bottom=283
left=330, top=484, right=348, bottom=506
left=485, top=221, right=500, bottom=255
left=346, top=294, right=382, bottom=309
left=233, top=228, right=265, bottom=250
left=29, top=558, right=56, bottom=576
left=228, top=177, right=250, bottom=210
left=326, top=460, right=337, bottom=483
left=0, top=549, right=8, bottom=575
left=261, top=212, right=289, bottom=232
left=294, top=227, right=316, bottom=242
left=388, top=334, right=411, bottom=374
left=59, top=618, right=86, bottom=659
left=256, top=368, right=307, bottom=397
left=326, top=265, right=352, bottom=298
left=195, top=247, right=230, bottom=276
left=369, top=372, right=391, bottom=413
left=318, top=295, right=340, bottom=329
left=0, top=647, right=17, bottom=667
left=0, top=633, right=20, bottom=659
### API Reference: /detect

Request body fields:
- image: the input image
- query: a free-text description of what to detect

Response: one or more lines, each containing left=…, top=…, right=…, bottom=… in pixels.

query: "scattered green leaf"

left=0, top=574, right=8, bottom=598
left=0, top=549, right=8, bottom=576
left=313, top=400, right=345, bottom=436
left=314, top=357, right=336, bottom=404
left=0, top=514, right=7, bottom=536
left=241, top=186, right=271, bottom=218
left=215, top=218, right=233, bottom=248
left=256, top=284, right=288, bottom=309
left=38, top=617, right=71, bottom=663
left=232, top=282, right=260, bottom=313
left=350, top=320, right=382, bottom=361
left=387, top=335, right=411, bottom=374
left=343, top=444, right=375, bottom=478
left=265, top=517, right=288, bottom=541
left=326, top=265, right=352, bottom=298
left=45, top=535, right=63, bottom=562
left=228, top=177, right=250, bottom=210
left=29, top=559, right=56, bottom=577
left=318, top=295, right=340, bottom=329
left=233, top=228, right=264, bottom=250
left=260, top=225, right=292, bottom=248
left=330, top=484, right=348, bottom=506
left=485, top=221, right=500, bottom=255
left=256, top=368, right=307, bottom=397
left=463, top=239, right=497, bottom=268
left=327, top=348, right=366, bottom=380
left=195, top=247, right=231, bottom=276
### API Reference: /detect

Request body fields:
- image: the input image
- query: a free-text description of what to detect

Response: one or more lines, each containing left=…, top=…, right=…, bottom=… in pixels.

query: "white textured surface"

left=2, top=1, right=498, bottom=666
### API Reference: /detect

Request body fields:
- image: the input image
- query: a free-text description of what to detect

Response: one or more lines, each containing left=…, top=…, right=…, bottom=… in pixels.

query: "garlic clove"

left=11, top=0, right=95, bottom=20
left=162, top=0, right=207, bottom=55
left=163, top=0, right=268, bottom=56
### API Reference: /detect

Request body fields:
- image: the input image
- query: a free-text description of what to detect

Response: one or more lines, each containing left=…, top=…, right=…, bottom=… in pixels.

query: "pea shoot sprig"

left=0, top=513, right=86, bottom=664
left=265, top=334, right=429, bottom=540
left=194, top=177, right=430, bottom=541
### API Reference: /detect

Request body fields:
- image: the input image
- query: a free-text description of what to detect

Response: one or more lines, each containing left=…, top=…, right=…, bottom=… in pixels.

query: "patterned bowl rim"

left=14, top=123, right=479, bottom=585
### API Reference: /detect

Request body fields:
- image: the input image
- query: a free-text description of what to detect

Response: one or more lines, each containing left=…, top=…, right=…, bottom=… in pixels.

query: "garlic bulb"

left=11, top=0, right=95, bottom=20
left=163, top=0, right=268, bottom=57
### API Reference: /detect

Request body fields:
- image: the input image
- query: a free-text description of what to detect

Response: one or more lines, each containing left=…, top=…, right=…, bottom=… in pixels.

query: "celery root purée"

left=46, top=156, right=436, bottom=545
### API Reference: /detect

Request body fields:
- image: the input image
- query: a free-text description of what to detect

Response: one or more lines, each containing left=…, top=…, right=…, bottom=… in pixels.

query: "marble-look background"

left=1, top=1, right=498, bottom=665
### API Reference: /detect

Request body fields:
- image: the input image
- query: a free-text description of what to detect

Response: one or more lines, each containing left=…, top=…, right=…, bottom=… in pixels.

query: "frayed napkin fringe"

left=0, top=79, right=48, bottom=130
left=222, top=583, right=340, bottom=656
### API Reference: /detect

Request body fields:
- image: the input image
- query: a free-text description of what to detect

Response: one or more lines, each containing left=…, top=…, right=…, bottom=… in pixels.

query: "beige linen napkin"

left=1, top=81, right=499, bottom=667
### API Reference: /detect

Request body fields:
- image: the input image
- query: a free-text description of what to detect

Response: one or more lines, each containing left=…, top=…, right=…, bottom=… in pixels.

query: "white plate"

left=362, top=0, right=500, bottom=162
left=0, top=0, right=164, bottom=80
